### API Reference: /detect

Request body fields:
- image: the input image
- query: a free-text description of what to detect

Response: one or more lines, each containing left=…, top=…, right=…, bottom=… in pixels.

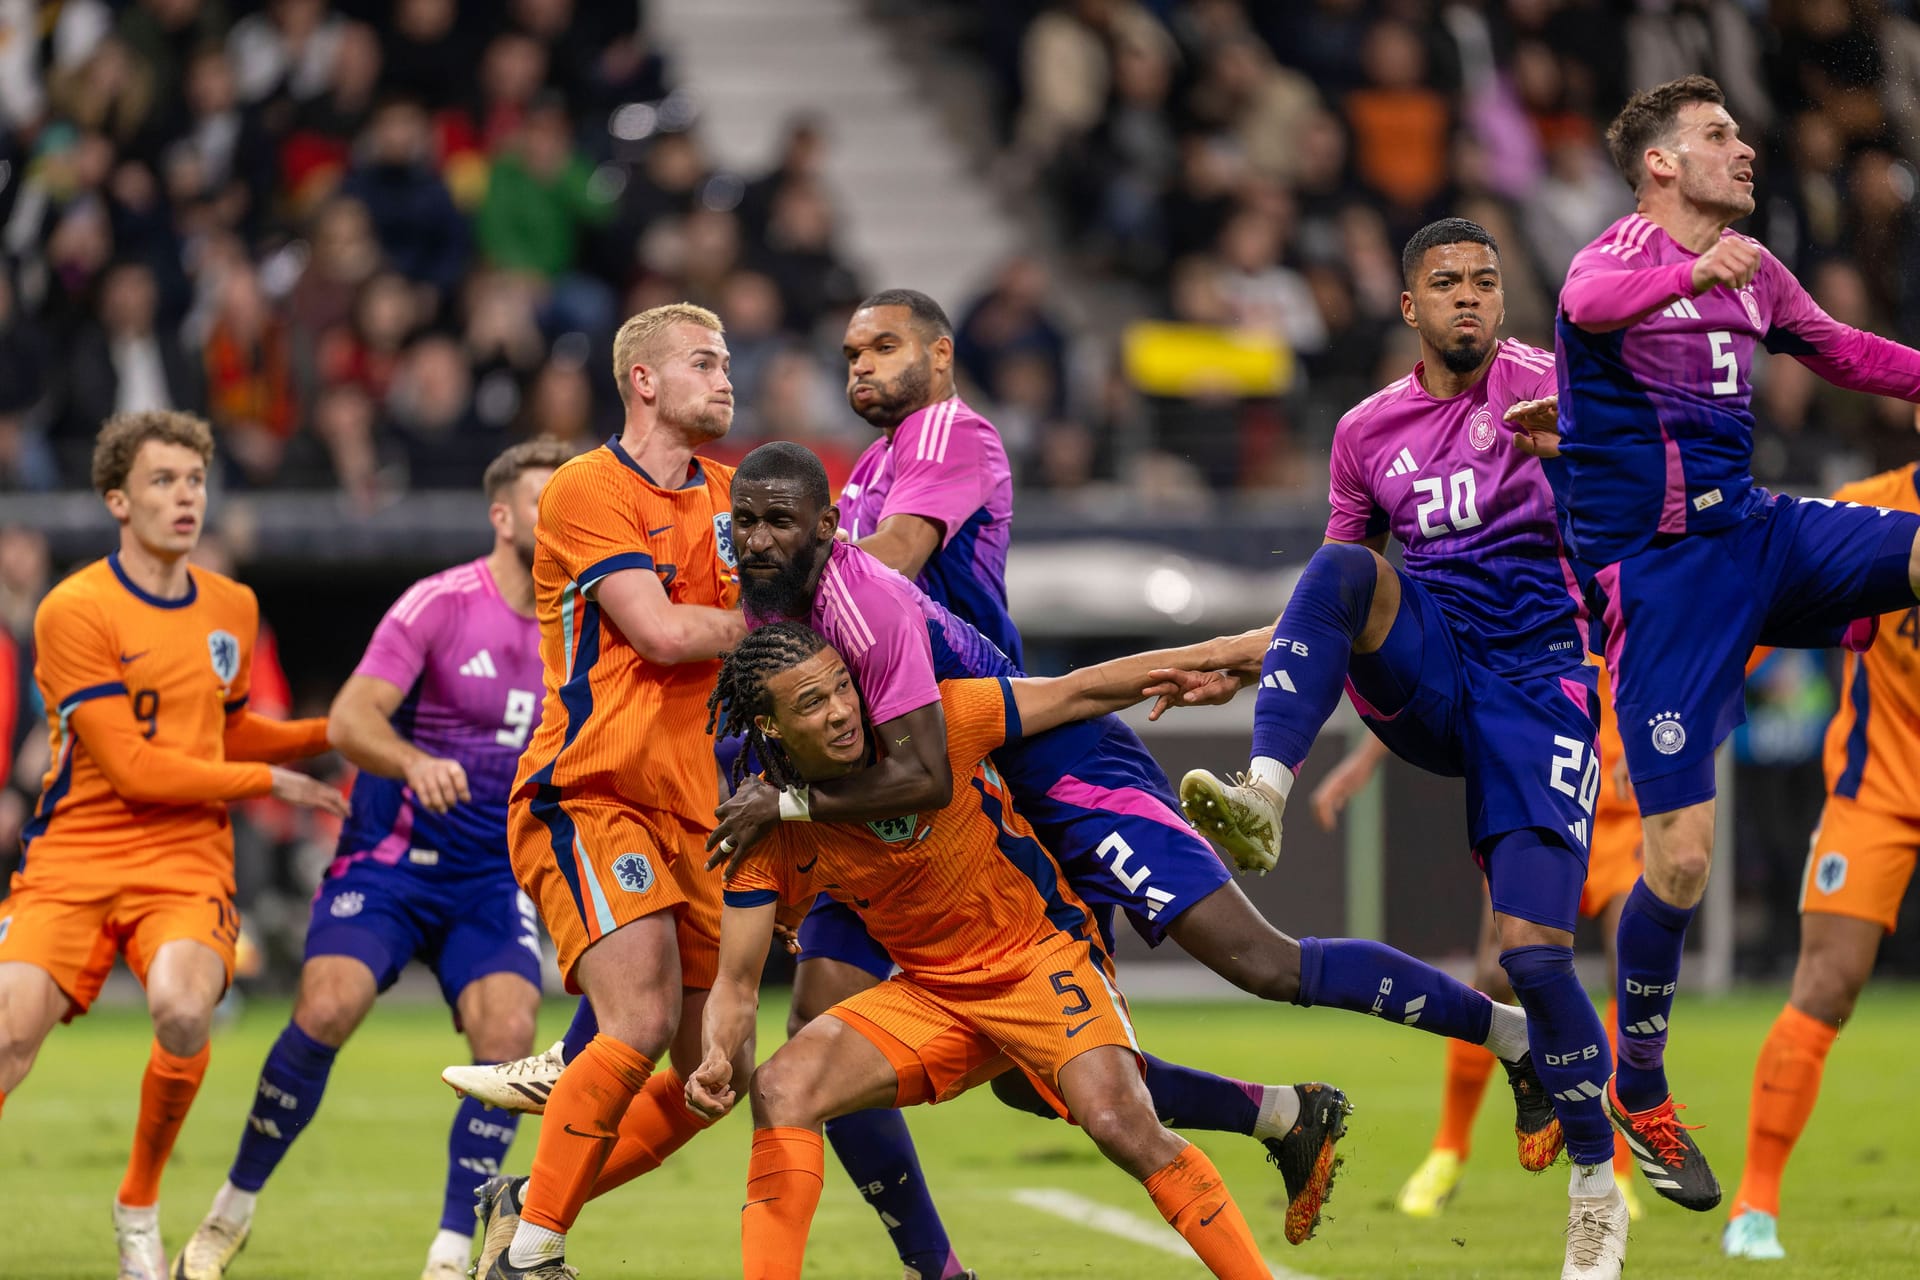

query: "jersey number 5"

left=496, top=689, right=538, bottom=749
left=1413, top=470, right=1484, bottom=539
left=1708, top=331, right=1739, bottom=396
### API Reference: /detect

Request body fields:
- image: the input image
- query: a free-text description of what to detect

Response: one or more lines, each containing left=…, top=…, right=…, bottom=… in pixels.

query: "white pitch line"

left=1011, top=1188, right=1322, bottom=1280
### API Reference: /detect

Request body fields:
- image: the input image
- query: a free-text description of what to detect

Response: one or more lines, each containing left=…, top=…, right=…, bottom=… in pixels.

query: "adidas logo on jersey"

left=1660, top=298, right=1702, bottom=320
left=459, top=650, right=499, bottom=678
left=1385, top=447, right=1419, bottom=478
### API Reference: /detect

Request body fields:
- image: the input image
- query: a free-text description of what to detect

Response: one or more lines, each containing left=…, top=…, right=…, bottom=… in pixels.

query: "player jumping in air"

left=475, top=304, right=751, bottom=1280
left=0, top=411, right=347, bottom=1280
left=1538, top=75, right=1920, bottom=1214
left=1171, top=219, right=1631, bottom=1278
left=689, top=623, right=1344, bottom=1280
left=175, top=440, right=571, bottom=1280
left=1723, top=462, right=1920, bottom=1259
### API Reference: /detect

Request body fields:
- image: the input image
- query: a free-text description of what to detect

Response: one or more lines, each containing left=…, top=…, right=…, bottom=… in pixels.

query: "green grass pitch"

left=10, top=987, right=1919, bottom=1278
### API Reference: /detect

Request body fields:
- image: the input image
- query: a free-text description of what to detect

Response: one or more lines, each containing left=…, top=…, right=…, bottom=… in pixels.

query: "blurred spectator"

left=340, top=96, right=468, bottom=308
left=716, top=270, right=788, bottom=410
left=956, top=257, right=1070, bottom=418
left=753, top=180, right=862, bottom=332
left=382, top=0, right=475, bottom=111
left=203, top=263, right=299, bottom=483
left=319, top=270, right=418, bottom=403
left=1343, top=18, right=1452, bottom=223
left=278, top=20, right=385, bottom=211
left=228, top=0, right=344, bottom=106
left=387, top=334, right=503, bottom=488
left=0, top=271, right=55, bottom=491
left=286, top=197, right=382, bottom=361
left=61, top=260, right=206, bottom=456
left=477, top=95, right=617, bottom=332
left=518, top=357, right=599, bottom=450
left=1187, top=35, right=1320, bottom=187
left=1523, top=140, right=1633, bottom=283
left=1216, top=207, right=1327, bottom=355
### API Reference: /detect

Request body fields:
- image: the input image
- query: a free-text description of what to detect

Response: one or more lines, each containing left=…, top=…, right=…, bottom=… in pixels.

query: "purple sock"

left=559, top=996, right=598, bottom=1063
left=1614, top=877, right=1695, bottom=1110
left=228, top=1023, right=337, bottom=1192
left=823, top=1108, right=958, bottom=1278
left=1250, top=543, right=1378, bottom=769
left=1501, top=944, right=1614, bottom=1165
left=440, top=1081, right=520, bottom=1232
left=1142, top=1053, right=1262, bottom=1135
left=1298, top=936, right=1494, bottom=1045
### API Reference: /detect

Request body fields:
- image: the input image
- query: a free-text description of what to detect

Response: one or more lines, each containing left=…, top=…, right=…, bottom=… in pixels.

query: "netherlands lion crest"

left=1814, top=852, right=1847, bottom=894
left=713, top=512, right=736, bottom=569
left=613, top=852, right=655, bottom=893
left=867, top=815, right=919, bottom=844
left=208, top=630, right=240, bottom=684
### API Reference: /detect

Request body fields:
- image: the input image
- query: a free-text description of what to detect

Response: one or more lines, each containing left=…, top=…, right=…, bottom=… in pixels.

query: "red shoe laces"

left=1633, top=1098, right=1703, bottom=1164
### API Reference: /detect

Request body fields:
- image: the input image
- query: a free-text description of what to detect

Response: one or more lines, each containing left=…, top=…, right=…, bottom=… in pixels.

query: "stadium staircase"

left=652, top=0, right=1022, bottom=308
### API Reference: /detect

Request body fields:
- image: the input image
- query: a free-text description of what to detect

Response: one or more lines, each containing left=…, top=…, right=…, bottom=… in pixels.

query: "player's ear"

left=1645, top=145, right=1677, bottom=183
left=820, top=504, right=841, bottom=542
left=103, top=488, right=131, bottom=522
left=1400, top=290, right=1417, bottom=329
left=928, top=332, right=953, bottom=372
left=754, top=713, right=781, bottom=741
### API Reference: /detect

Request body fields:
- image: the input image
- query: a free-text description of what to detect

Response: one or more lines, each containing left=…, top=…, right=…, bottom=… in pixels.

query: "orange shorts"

left=1581, top=802, right=1643, bottom=919
left=0, top=866, right=239, bottom=1019
left=826, top=932, right=1142, bottom=1120
left=1800, top=795, right=1918, bottom=933
left=509, top=796, right=721, bottom=992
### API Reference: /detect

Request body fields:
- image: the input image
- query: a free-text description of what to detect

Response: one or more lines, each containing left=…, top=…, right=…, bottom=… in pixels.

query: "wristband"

left=778, top=785, right=813, bottom=822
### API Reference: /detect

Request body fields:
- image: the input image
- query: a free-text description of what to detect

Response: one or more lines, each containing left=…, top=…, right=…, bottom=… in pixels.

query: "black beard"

left=850, top=357, right=932, bottom=429
left=739, top=549, right=819, bottom=619
left=1438, top=336, right=1492, bottom=375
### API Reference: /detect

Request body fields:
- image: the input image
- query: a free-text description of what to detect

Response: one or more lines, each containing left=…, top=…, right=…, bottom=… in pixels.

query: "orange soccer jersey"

left=1802, top=465, right=1920, bottom=931
left=508, top=441, right=740, bottom=987
left=727, top=678, right=1139, bottom=1115
left=1, top=555, right=325, bottom=1013
left=1582, top=659, right=1644, bottom=917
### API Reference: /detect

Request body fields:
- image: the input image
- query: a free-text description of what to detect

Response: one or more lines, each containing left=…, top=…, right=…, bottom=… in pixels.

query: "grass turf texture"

left=10, top=988, right=1919, bottom=1278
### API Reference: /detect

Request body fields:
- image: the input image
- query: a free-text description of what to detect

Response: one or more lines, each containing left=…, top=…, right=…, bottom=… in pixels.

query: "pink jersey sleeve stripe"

left=915, top=398, right=959, bottom=463
left=1596, top=214, right=1657, bottom=260
left=819, top=562, right=879, bottom=653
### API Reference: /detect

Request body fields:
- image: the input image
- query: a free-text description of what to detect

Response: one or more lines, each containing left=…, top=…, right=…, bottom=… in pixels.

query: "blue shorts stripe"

left=972, top=768, right=1090, bottom=940
left=1837, top=659, right=1871, bottom=799
left=530, top=787, right=590, bottom=926
left=725, top=888, right=780, bottom=908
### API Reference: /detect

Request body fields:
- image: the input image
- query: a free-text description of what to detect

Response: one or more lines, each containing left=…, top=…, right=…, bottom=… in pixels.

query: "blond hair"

left=610, top=303, right=725, bottom=404
left=91, top=411, right=215, bottom=495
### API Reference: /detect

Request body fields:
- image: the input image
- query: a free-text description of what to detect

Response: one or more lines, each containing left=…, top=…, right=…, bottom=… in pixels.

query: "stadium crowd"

left=2, top=0, right=1919, bottom=504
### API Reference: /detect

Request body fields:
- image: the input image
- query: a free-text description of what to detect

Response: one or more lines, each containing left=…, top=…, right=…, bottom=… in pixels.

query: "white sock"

left=1252, top=1085, right=1302, bottom=1141
left=506, top=1221, right=566, bottom=1268
left=210, top=1181, right=257, bottom=1226
left=1249, top=756, right=1294, bottom=800
left=1569, top=1161, right=1612, bottom=1199
left=1483, top=1000, right=1531, bottom=1062
left=427, top=1227, right=472, bottom=1266
left=114, top=1201, right=160, bottom=1228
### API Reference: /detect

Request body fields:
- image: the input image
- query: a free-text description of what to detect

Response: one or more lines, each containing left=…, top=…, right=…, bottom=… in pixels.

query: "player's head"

left=843, top=288, right=954, bottom=430
left=1605, top=75, right=1753, bottom=220
left=611, top=302, right=733, bottom=441
left=92, top=410, right=215, bottom=558
left=708, top=621, right=867, bottom=788
left=483, top=437, right=571, bottom=568
left=732, top=442, right=838, bottom=620
left=1400, top=218, right=1503, bottom=376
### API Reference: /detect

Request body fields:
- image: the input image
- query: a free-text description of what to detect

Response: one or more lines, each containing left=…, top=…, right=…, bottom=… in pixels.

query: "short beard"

left=739, top=549, right=819, bottom=619
left=663, top=398, right=732, bottom=441
left=849, top=357, right=931, bottom=429
left=1438, top=336, right=1492, bottom=375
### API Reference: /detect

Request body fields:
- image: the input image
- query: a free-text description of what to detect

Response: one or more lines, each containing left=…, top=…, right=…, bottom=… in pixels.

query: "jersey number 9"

left=133, top=689, right=160, bottom=739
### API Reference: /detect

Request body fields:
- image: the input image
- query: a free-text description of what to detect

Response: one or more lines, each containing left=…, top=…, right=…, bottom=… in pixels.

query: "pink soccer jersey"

left=1327, top=338, right=1587, bottom=672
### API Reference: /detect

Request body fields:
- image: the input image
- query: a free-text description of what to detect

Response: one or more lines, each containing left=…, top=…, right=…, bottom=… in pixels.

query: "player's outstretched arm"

left=594, top=566, right=748, bottom=666
left=687, top=901, right=777, bottom=1120
left=1008, top=631, right=1266, bottom=737
left=225, top=708, right=330, bottom=765
left=1766, top=255, right=1920, bottom=401
left=1560, top=250, right=1743, bottom=335
left=327, top=673, right=470, bottom=814
left=70, top=697, right=290, bottom=806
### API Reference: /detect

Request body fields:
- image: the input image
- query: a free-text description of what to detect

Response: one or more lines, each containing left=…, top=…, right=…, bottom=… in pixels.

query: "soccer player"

left=0, top=411, right=348, bottom=1280
left=1316, top=664, right=1644, bottom=1219
left=689, top=622, right=1346, bottom=1279
left=1723, top=463, right=1920, bottom=1259
left=175, top=440, right=571, bottom=1280
left=481, top=304, right=751, bottom=1280
left=1543, top=75, right=1920, bottom=1213
left=1170, top=219, right=1630, bottom=1278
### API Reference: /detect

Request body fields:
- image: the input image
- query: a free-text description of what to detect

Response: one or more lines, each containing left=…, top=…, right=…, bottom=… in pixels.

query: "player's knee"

left=990, top=1070, right=1058, bottom=1120
left=292, top=991, right=365, bottom=1048
left=596, top=1008, right=675, bottom=1062
left=1077, top=1099, right=1162, bottom=1176
left=149, top=996, right=214, bottom=1057
left=747, top=1055, right=821, bottom=1129
left=470, top=1006, right=538, bottom=1063
left=1791, top=951, right=1868, bottom=1027
left=1300, top=542, right=1383, bottom=634
left=1649, top=844, right=1713, bottom=904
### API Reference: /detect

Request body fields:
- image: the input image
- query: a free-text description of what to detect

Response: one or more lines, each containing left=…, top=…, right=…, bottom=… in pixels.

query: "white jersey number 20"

left=1413, top=469, right=1484, bottom=539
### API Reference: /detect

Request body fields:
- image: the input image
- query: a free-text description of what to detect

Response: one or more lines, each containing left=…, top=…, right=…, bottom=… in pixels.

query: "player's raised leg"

left=1180, top=542, right=1400, bottom=874
left=430, top=972, right=538, bottom=1279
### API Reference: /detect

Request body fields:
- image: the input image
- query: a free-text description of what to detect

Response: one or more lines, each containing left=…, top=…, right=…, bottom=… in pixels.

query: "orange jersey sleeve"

left=223, top=710, right=329, bottom=763
left=23, top=558, right=272, bottom=878
left=1823, top=465, right=1920, bottom=812
left=512, top=445, right=741, bottom=826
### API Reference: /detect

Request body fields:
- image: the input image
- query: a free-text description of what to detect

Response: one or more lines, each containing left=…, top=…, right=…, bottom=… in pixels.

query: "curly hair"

left=706, top=621, right=837, bottom=791
left=90, top=410, right=214, bottom=495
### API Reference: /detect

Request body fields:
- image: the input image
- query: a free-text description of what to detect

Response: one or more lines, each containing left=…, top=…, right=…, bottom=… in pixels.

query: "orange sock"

left=1604, top=998, right=1632, bottom=1177
left=742, top=1126, right=824, bottom=1280
left=520, top=1033, right=654, bottom=1234
left=1433, top=1037, right=1497, bottom=1158
left=1732, top=1003, right=1838, bottom=1219
left=588, top=1068, right=714, bottom=1197
left=117, top=1041, right=211, bottom=1207
left=1144, top=1143, right=1268, bottom=1280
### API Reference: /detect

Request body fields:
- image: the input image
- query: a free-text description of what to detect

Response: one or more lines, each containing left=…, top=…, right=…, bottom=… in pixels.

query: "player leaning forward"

left=689, top=623, right=1300, bottom=1280
left=0, top=411, right=347, bottom=1279
left=1543, top=75, right=1920, bottom=1213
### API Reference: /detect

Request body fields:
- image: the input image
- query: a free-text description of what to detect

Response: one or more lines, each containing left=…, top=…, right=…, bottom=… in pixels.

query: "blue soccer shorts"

left=1587, top=493, right=1919, bottom=815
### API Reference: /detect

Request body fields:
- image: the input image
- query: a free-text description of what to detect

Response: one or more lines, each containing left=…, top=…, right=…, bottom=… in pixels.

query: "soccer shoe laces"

left=495, top=1045, right=564, bottom=1077
left=1633, top=1097, right=1704, bottom=1165
left=1565, top=1203, right=1613, bottom=1268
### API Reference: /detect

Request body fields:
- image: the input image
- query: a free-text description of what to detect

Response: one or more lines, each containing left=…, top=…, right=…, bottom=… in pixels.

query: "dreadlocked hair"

left=707, top=621, right=832, bottom=791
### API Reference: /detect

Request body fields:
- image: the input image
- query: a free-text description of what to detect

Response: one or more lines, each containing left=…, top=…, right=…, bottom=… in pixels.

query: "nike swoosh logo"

left=742, top=1197, right=780, bottom=1210
left=1198, top=1203, right=1225, bottom=1227
left=119, top=651, right=148, bottom=664
left=648, top=524, right=674, bottom=537
left=561, top=1123, right=615, bottom=1146
left=1065, top=1017, right=1100, bottom=1039
left=796, top=855, right=818, bottom=874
